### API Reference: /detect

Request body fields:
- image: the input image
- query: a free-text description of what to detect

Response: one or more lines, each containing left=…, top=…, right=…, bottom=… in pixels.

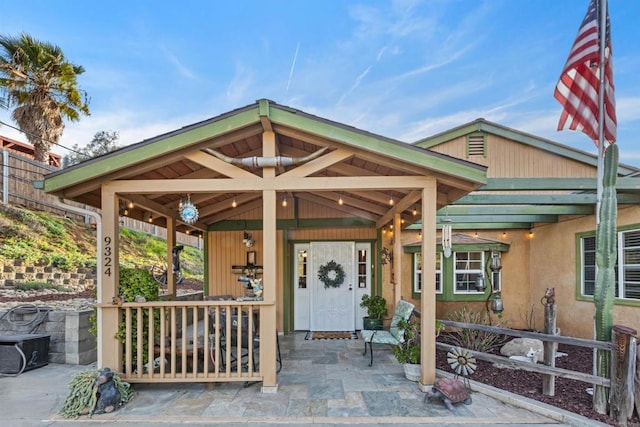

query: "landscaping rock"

left=500, top=338, right=545, bottom=363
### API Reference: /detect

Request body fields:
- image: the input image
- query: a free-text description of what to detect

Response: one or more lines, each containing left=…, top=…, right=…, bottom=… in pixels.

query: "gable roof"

left=414, top=118, right=639, bottom=176
left=43, top=99, right=487, bottom=232
left=408, top=118, right=640, bottom=231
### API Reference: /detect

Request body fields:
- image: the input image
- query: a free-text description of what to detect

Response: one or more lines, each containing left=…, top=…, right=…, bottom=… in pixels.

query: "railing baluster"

left=125, top=307, right=132, bottom=377
left=136, top=308, right=143, bottom=378
left=148, top=306, right=155, bottom=379
left=159, top=307, right=166, bottom=377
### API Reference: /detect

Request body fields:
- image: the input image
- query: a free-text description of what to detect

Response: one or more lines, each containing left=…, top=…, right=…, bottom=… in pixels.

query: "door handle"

left=348, top=284, right=353, bottom=291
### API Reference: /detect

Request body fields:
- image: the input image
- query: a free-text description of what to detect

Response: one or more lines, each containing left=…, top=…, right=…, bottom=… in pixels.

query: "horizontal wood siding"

left=207, top=229, right=286, bottom=330
left=288, top=227, right=376, bottom=241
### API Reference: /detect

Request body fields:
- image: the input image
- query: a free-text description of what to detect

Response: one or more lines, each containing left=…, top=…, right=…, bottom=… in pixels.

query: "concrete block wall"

left=0, top=308, right=96, bottom=365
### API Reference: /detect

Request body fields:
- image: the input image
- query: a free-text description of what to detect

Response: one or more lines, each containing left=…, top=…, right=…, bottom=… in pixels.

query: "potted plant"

left=392, top=318, right=444, bottom=381
left=360, top=294, right=387, bottom=330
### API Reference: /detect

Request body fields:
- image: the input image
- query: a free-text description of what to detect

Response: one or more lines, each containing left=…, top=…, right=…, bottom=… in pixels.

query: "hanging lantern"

left=442, top=219, right=452, bottom=258
left=490, top=251, right=502, bottom=272
left=179, top=194, right=199, bottom=224
left=491, top=292, right=504, bottom=314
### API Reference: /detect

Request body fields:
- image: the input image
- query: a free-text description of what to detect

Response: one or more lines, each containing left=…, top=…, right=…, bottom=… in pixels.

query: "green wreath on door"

left=317, top=260, right=345, bottom=289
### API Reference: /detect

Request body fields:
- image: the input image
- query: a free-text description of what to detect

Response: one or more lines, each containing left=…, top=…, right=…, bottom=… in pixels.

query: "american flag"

left=554, top=0, right=616, bottom=146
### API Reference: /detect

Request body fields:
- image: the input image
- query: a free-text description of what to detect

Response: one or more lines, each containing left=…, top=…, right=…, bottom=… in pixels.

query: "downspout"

left=52, top=197, right=104, bottom=367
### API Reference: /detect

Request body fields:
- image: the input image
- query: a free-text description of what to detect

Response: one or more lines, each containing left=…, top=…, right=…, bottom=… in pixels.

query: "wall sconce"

left=442, top=218, right=452, bottom=258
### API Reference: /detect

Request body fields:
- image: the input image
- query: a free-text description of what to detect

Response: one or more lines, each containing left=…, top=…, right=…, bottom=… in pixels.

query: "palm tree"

left=0, top=33, right=89, bottom=163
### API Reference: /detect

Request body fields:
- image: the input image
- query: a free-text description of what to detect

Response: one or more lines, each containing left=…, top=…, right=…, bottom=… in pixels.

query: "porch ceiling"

left=44, top=100, right=640, bottom=234
left=43, top=100, right=487, bottom=233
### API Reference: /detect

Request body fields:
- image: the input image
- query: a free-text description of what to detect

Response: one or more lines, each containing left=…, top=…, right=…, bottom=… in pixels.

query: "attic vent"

left=466, top=134, right=486, bottom=157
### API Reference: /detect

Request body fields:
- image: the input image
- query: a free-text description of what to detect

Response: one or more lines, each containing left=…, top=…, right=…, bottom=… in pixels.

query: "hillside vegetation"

left=0, top=203, right=204, bottom=280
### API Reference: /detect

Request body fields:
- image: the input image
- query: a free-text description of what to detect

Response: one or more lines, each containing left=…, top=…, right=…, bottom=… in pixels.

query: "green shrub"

left=114, top=268, right=161, bottom=371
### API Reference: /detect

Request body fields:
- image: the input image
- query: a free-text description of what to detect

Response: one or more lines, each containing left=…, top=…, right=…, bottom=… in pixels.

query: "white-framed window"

left=454, top=251, right=484, bottom=294
left=413, top=252, right=443, bottom=294
left=297, top=247, right=308, bottom=289
left=580, top=228, right=640, bottom=300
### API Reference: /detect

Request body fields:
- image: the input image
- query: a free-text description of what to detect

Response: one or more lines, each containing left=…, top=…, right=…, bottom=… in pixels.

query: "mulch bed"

left=436, top=336, right=639, bottom=426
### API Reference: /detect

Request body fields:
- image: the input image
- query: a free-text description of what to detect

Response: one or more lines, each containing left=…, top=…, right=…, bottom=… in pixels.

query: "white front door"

left=310, top=242, right=355, bottom=331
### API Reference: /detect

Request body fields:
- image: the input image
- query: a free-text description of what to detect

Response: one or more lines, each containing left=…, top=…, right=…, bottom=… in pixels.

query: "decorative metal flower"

left=447, top=346, right=477, bottom=378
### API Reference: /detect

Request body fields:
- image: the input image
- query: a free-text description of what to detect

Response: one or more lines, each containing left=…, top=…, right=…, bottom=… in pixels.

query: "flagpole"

left=596, top=0, right=607, bottom=225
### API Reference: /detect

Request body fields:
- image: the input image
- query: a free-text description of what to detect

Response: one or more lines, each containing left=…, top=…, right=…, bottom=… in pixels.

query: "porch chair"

left=361, top=299, right=415, bottom=366
left=208, top=307, right=282, bottom=380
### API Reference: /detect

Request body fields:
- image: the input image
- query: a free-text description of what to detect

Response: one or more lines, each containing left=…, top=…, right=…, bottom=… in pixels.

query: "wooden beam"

left=277, top=148, right=354, bottom=179
left=376, top=190, right=422, bottom=228
left=49, top=121, right=264, bottom=197
left=185, top=151, right=258, bottom=179
left=107, top=176, right=437, bottom=193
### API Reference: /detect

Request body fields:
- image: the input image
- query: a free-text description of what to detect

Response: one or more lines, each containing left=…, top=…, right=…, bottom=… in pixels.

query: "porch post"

left=166, top=216, right=176, bottom=297
left=261, top=130, right=278, bottom=392
left=99, top=184, right=121, bottom=370
left=393, top=213, right=402, bottom=304
left=419, top=178, right=437, bottom=388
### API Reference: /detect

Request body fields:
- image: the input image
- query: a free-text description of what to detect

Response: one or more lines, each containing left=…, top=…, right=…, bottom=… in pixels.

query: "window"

left=580, top=228, right=640, bottom=300
left=413, top=252, right=442, bottom=294
left=297, top=249, right=308, bottom=288
left=454, top=251, right=484, bottom=294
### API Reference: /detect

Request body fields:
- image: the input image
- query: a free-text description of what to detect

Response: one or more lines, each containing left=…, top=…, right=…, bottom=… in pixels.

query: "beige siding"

left=430, top=135, right=596, bottom=178
left=530, top=206, right=640, bottom=339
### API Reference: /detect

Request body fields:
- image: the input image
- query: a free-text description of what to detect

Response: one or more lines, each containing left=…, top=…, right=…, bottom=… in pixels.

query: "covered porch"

left=42, top=99, right=486, bottom=390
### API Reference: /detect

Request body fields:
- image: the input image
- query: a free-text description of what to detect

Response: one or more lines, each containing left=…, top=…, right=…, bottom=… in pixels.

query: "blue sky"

left=1, top=0, right=639, bottom=167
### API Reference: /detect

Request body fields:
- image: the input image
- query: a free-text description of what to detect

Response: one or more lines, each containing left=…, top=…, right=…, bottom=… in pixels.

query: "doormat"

left=305, top=331, right=358, bottom=340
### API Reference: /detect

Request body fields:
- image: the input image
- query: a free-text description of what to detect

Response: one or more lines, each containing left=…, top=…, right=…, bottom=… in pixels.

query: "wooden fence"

left=1, top=148, right=200, bottom=248
left=436, top=318, right=637, bottom=425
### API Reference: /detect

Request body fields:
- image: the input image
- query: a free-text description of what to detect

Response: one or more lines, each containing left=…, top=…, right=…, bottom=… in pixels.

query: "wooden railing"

left=437, top=320, right=612, bottom=387
left=118, top=300, right=272, bottom=384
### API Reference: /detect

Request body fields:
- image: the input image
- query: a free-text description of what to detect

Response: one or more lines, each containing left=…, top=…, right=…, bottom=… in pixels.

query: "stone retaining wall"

left=0, top=307, right=96, bottom=365
left=0, top=260, right=97, bottom=289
